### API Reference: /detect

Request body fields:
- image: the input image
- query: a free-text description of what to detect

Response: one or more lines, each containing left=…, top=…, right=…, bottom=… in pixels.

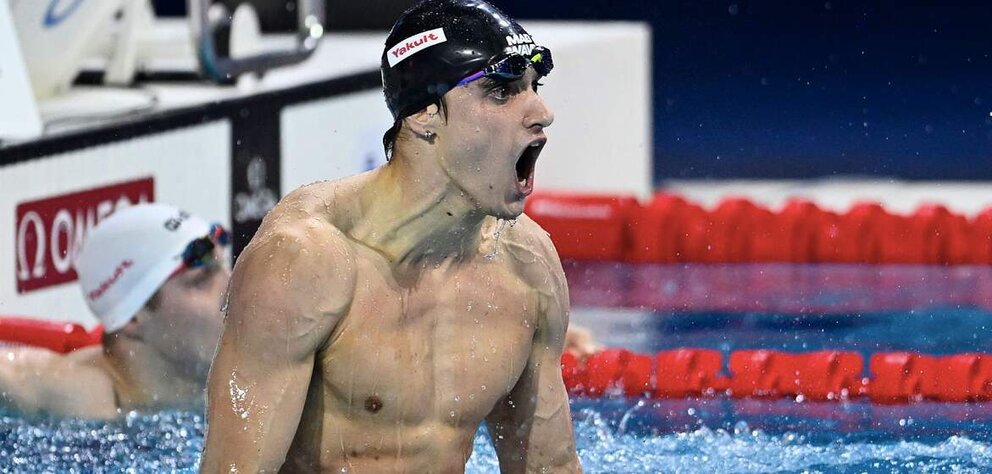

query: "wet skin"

left=200, top=69, right=582, bottom=473
left=0, top=259, right=229, bottom=419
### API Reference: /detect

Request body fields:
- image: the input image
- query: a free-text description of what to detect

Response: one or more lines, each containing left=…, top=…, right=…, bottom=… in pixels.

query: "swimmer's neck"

left=102, top=335, right=205, bottom=410
left=351, top=158, right=489, bottom=266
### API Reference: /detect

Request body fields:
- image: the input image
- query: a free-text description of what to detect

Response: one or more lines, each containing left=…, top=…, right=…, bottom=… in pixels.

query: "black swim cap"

left=381, top=0, right=540, bottom=122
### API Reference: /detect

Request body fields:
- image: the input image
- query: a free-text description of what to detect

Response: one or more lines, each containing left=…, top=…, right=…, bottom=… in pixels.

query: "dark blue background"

left=160, top=1, right=992, bottom=181
left=495, top=0, right=992, bottom=181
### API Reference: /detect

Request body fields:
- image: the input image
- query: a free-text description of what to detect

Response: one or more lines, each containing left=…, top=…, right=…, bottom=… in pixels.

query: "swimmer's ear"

left=404, top=103, right=442, bottom=141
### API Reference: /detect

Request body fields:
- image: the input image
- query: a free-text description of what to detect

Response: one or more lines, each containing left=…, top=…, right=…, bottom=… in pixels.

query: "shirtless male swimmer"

left=0, top=203, right=590, bottom=421
left=200, top=0, right=582, bottom=472
left=0, top=204, right=230, bottom=419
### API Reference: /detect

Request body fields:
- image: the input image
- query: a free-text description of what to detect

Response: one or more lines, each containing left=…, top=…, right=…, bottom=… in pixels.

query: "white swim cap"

left=76, top=203, right=211, bottom=332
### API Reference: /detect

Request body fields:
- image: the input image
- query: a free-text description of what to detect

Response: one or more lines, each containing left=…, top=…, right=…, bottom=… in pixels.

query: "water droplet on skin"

left=481, top=384, right=487, bottom=391
left=485, top=219, right=507, bottom=260
left=228, top=372, right=252, bottom=420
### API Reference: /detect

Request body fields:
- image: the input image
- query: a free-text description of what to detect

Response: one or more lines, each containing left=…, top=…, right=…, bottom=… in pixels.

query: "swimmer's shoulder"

left=0, top=346, right=117, bottom=419
left=501, top=214, right=570, bottom=336
left=267, top=172, right=370, bottom=233
left=500, top=214, right=567, bottom=286
left=1, top=345, right=108, bottom=383
left=254, top=171, right=373, bottom=247
left=502, top=213, right=563, bottom=266
left=234, top=181, right=360, bottom=321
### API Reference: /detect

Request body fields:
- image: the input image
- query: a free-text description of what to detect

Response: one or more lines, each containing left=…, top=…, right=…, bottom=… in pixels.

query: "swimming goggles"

left=457, top=46, right=554, bottom=86
left=179, top=223, right=230, bottom=270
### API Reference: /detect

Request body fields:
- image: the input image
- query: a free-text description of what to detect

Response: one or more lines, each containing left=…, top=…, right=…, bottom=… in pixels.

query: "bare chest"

left=318, top=257, right=541, bottom=426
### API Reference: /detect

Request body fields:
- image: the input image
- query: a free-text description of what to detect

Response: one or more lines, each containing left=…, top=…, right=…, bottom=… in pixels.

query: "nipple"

left=364, top=395, right=384, bottom=413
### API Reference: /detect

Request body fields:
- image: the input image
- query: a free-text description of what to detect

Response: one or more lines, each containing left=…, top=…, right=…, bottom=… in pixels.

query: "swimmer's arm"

left=0, top=347, right=117, bottom=419
left=200, top=224, right=354, bottom=473
left=486, top=252, right=581, bottom=472
left=565, top=323, right=603, bottom=360
left=0, top=347, right=52, bottom=412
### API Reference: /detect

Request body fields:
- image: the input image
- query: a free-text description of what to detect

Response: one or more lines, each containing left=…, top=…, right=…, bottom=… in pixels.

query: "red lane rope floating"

left=562, top=348, right=992, bottom=404
left=525, top=191, right=992, bottom=265
left=0, top=317, right=101, bottom=353
left=3, top=317, right=989, bottom=404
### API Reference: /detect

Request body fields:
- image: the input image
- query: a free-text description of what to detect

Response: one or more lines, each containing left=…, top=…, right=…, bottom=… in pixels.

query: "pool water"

left=571, top=306, right=992, bottom=357
left=5, top=397, right=992, bottom=473
left=0, top=410, right=205, bottom=473
left=5, top=263, right=992, bottom=473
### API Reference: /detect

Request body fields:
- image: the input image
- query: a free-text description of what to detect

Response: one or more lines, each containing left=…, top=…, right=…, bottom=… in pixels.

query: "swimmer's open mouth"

left=515, top=139, right=545, bottom=195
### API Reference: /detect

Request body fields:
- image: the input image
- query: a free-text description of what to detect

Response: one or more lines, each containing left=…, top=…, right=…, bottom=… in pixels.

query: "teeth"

left=529, top=142, right=540, bottom=147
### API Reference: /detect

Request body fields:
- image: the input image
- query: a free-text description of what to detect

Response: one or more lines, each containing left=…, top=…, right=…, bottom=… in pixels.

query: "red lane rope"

left=526, top=192, right=992, bottom=265
left=2, top=317, right=988, bottom=404
left=0, top=317, right=101, bottom=353
left=563, top=348, right=992, bottom=404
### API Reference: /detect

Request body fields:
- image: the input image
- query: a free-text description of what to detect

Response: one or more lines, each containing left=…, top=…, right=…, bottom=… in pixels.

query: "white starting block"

left=0, top=0, right=42, bottom=139
left=0, top=0, right=325, bottom=142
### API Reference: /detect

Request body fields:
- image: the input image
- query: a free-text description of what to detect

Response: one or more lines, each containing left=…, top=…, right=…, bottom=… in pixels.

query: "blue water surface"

left=5, top=396, right=992, bottom=473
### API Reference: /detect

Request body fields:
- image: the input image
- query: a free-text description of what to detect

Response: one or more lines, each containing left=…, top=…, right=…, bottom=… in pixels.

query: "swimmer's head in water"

left=380, top=0, right=553, bottom=158
left=76, top=203, right=222, bottom=333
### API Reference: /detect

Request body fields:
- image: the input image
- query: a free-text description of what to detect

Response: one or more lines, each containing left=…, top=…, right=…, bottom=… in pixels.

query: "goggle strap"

left=456, top=47, right=553, bottom=86
left=457, top=70, right=486, bottom=87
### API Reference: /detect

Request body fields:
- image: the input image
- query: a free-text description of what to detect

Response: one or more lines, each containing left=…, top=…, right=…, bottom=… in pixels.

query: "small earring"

left=424, top=130, right=436, bottom=140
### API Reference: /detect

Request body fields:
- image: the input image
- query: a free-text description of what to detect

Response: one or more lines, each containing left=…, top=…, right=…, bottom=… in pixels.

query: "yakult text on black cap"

left=387, top=28, right=448, bottom=67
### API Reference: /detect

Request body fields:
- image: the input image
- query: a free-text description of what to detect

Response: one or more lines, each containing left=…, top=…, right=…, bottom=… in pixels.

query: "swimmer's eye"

left=487, top=84, right=512, bottom=102
left=184, top=262, right=220, bottom=289
left=186, top=273, right=210, bottom=289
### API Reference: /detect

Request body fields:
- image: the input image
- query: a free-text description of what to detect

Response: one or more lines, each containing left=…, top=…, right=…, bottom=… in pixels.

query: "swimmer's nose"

left=525, top=92, right=554, bottom=130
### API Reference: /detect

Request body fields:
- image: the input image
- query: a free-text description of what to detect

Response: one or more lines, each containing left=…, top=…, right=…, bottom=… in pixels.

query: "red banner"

left=14, top=178, right=155, bottom=293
